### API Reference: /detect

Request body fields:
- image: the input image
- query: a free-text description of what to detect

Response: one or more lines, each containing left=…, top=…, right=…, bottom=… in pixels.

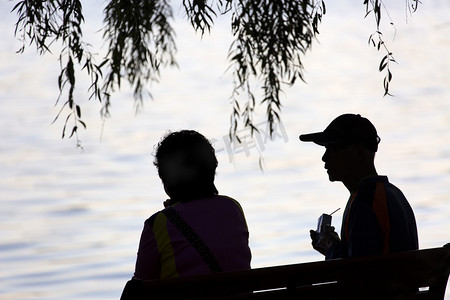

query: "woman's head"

left=154, top=130, right=218, bottom=200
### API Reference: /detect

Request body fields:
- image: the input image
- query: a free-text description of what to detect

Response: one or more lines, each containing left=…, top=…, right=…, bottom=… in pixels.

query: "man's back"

left=328, top=176, right=418, bottom=259
left=383, top=178, right=419, bottom=253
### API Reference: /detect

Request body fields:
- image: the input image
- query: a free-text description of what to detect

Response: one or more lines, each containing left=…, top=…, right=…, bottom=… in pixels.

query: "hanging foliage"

left=12, top=0, right=420, bottom=142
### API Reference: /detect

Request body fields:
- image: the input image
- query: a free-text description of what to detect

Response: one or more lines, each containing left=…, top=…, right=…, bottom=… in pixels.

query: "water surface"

left=1, top=1, right=449, bottom=299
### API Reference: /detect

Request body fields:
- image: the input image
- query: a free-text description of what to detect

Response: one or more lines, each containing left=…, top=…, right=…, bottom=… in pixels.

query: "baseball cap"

left=299, top=114, right=381, bottom=152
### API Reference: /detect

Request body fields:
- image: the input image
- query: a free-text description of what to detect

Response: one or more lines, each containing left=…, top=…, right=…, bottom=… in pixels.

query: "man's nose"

left=322, top=149, right=329, bottom=162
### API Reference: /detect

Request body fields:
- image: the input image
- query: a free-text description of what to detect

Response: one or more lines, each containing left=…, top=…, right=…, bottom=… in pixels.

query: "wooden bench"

left=121, top=244, right=450, bottom=299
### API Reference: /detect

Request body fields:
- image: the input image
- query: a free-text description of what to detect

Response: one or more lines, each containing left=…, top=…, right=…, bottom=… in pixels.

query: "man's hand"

left=310, top=225, right=341, bottom=256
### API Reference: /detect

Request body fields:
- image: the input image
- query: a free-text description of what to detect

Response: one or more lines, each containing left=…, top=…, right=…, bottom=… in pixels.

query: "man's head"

left=154, top=130, right=218, bottom=200
left=299, top=114, right=380, bottom=190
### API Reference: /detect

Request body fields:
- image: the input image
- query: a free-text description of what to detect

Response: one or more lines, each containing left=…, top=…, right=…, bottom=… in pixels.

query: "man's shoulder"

left=355, top=175, right=409, bottom=205
left=370, top=176, right=407, bottom=198
left=357, top=176, right=392, bottom=192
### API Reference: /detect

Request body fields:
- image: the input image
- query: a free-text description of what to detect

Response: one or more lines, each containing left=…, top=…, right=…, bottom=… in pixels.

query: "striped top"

left=326, top=176, right=418, bottom=259
left=133, top=195, right=251, bottom=280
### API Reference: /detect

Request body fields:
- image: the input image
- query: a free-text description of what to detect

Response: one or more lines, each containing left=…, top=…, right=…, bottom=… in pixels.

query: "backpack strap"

left=162, top=206, right=222, bottom=273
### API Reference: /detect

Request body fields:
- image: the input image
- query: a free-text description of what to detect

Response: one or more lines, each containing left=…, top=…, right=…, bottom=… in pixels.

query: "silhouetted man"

left=299, top=113, right=418, bottom=259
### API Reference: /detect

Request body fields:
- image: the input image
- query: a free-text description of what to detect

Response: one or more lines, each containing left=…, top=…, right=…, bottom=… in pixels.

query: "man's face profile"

left=322, top=143, right=358, bottom=182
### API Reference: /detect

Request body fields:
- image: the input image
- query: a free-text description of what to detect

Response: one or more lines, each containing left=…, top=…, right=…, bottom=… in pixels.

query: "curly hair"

left=154, top=130, right=218, bottom=187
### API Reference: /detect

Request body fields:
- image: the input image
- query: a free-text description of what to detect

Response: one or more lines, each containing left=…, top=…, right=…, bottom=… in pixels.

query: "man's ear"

left=347, top=143, right=366, bottom=164
left=354, top=143, right=367, bottom=154
left=354, top=143, right=377, bottom=166
left=355, top=143, right=374, bottom=157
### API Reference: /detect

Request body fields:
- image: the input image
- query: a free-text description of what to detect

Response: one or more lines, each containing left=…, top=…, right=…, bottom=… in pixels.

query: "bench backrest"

left=121, top=244, right=450, bottom=299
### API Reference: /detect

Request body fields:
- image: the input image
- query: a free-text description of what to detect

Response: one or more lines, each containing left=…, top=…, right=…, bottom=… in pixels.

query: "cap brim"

left=299, top=132, right=342, bottom=147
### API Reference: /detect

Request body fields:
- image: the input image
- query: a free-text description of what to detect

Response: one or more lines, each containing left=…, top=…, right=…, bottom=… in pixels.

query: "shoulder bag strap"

left=162, top=206, right=222, bottom=273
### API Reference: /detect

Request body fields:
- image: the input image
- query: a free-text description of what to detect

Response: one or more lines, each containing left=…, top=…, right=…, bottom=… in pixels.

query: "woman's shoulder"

left=213, top=195, right=246, bottom=214
left=144, top=208, right=167, bottom=228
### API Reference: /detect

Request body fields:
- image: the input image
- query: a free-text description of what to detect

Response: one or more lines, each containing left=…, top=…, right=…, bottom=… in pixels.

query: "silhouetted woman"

left=132, top=130, right=251, bottom=280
